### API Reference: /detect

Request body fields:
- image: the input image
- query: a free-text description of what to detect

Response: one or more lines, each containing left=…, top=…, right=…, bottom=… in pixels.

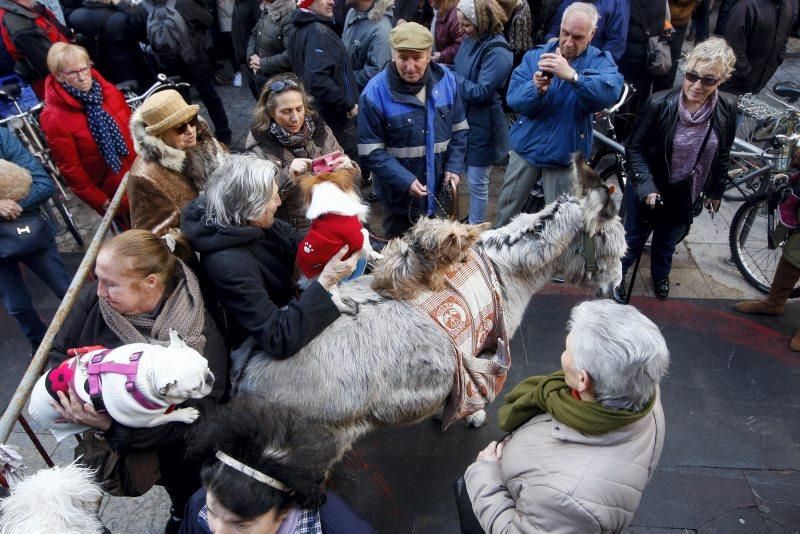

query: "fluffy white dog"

left=0, top=462, right=105, bottom=534
left=28, top=330, right=214, bottom=441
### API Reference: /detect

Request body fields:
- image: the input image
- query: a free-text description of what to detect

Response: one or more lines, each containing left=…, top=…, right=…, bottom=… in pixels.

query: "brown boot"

left=733, top=256, right=800, bottom=315
left=791, top=328, right=800, bottom=352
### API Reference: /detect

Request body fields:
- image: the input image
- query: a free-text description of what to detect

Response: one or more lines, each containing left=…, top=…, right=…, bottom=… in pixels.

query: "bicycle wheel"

left=728, top=192, right=800, bottom=297
left=48, top=197, right=84, bottom=248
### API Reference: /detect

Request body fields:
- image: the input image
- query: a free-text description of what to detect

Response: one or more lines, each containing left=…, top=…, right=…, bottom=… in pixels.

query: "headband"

left=215, top=451, right=294, bottom=494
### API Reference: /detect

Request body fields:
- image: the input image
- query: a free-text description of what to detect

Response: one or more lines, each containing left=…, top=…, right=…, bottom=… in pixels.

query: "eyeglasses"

left=685, top=71, right=719, bottom=87
left=266, top=79, right=300, bottom=95
left=60, top=66, right=92, bottom=80
left=173, top=116, right=198, bottom=135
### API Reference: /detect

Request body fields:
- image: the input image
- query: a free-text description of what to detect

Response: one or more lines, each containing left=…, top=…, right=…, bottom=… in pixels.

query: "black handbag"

left=0, top=209, right=50, bottom=260
left=453, top=475, right=485, bottom=534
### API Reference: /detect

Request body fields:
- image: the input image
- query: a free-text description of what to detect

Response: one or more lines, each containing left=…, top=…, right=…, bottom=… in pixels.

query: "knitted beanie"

left=139, top=89, right=200, bottom=137
left=457, top=0, right=477, bottom=27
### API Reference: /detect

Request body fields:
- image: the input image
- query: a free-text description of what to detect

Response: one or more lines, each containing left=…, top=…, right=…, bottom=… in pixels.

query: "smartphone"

left=311, top=150, right=343, bottom=174
left=541, top=70, right=554, bottom=79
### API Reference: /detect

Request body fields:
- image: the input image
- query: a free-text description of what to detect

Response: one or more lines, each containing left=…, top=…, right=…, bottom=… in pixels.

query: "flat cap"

left=390, top=22, right=434, bottom=51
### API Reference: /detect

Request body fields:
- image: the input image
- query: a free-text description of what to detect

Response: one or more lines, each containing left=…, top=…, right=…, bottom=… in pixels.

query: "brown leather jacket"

left=128, top=110, right=225, bottom=236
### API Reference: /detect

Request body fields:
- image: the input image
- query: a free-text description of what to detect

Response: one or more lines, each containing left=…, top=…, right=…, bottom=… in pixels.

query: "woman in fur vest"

left=40, top=43, right=135, bottom=226
left=48, top=229, right=227, bottom=533
left=128, top=90, right=226, bottom=237
left=245, top=75, right=360, bottom=234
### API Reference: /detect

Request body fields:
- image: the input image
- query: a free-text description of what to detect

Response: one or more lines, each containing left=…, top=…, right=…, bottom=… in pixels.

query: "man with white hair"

left=494, top=2, right=623, bottom=226
left=358, top=22, right=467, bottom=239
left=464, top=299, right=668, bottom=532
left=545, top=0, right=630, bottom=62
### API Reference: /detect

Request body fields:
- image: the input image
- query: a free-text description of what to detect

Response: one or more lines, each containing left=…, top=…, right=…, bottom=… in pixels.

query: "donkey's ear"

left=572, top=153, right=602, bottom=197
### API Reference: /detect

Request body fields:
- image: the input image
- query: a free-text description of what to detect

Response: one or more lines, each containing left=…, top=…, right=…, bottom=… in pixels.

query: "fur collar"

left=130, top=107, right=226, bottom=189
left=305, top=181, right=369, bottom=222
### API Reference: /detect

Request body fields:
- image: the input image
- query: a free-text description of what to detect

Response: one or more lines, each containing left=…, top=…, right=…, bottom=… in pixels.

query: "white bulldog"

left=29, top=330, right=215, bottom=442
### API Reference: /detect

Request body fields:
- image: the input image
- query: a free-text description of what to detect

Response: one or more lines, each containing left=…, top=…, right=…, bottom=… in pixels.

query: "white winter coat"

left=464, top=394, right=665, bottom=533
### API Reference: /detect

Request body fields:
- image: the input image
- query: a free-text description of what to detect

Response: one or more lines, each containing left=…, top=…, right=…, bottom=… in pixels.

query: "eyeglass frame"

left=172, top=115, right=199, bottom=135
left=59, top=66, right=92, bottom=80
left=684, top=71, right=720, bottom=87
left=266, top=79, right=301, bottom=95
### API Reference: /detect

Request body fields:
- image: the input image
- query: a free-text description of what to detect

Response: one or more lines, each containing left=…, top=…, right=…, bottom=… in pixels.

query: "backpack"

left=143, top=0, right=198, bottom=64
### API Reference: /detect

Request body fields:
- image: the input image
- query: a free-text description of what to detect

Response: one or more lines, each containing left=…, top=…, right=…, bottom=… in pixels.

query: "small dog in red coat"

left=295, top=166, right=382, bottom=299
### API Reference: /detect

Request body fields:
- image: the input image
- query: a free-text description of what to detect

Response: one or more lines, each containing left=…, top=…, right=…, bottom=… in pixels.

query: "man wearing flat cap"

left=358, top=22, right=468, bottom=239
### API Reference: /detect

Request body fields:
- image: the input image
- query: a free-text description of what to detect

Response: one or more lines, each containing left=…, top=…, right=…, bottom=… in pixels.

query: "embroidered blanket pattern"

left=411, top=248, right=511, bottom=430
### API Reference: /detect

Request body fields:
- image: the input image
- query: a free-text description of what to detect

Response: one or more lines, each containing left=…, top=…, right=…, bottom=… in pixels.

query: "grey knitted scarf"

left=99, top=259, right=207, bottom=354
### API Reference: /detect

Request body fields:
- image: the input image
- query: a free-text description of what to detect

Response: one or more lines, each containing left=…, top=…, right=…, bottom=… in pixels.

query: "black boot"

left=654, top=276, right=670, bottom=300
left=612, top=275, right=628, bottom=304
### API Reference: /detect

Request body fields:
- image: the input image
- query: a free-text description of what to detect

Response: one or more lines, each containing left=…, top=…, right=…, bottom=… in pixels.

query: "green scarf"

left=497, top=371, right=656, bottom=434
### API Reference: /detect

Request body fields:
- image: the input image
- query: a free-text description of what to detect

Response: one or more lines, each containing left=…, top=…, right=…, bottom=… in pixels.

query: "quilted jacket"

left=40, top=70, right=135, bottom=215
left=465, top=393, right=665, bottom=533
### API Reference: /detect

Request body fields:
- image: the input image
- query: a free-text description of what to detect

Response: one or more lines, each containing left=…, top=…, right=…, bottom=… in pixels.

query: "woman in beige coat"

left=128, top=90, right=226, bottom=237
left=465, top=299, right=669, bottom=533
left=245, top=75, right=360, bottom=234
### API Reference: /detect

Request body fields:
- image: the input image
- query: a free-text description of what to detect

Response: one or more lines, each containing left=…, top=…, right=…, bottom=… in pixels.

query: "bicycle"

left=0, top=83, right=84, bottom=248
left=728, top=131, right=800, bottom=296
left=122, top=73, right=190, bottom=110
left=724, top=85, right=800, bottom=202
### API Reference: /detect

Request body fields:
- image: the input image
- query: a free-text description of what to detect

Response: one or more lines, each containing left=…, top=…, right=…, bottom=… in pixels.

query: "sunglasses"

left=173, top=116, right=198, bottom=135
left=266, top=79, right=300, bottom=95
left=685, top=71, right=719, bottom=87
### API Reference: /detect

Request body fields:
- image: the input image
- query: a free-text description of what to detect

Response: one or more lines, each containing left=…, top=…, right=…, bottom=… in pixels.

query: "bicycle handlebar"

left=0, top=102, right=44, bottom=126
left=125, top=74, right=190, bottom=105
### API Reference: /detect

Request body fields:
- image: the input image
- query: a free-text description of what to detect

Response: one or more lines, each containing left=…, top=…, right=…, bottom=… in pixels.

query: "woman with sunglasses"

left=614, top=37, right=737, bottom=303
left=245, top=75, right=360, bottom=234
left=127, top=89, right=226, bottom=236
left=40, top=43, right=135, bottom=227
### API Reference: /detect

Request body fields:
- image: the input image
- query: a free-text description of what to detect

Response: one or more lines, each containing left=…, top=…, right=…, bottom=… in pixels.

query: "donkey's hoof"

left=466, top=410, right=487, bottom=428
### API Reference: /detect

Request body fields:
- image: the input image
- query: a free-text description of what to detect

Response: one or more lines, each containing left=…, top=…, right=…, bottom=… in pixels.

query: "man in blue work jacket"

left=358, top=21, right=468, bottom=239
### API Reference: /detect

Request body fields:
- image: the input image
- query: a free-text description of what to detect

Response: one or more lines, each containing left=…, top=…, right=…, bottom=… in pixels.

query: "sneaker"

left=233, top=72, right=243, bottom=87
left=654, top=276, right=670, bottom=300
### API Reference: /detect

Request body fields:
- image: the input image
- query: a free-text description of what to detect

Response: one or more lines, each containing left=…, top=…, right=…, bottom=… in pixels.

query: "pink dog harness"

left=86, top=349, right=165, bottom=412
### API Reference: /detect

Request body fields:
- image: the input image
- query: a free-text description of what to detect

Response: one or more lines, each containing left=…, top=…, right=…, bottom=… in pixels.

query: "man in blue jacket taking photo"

left=494, top=1, right=623, bottom=227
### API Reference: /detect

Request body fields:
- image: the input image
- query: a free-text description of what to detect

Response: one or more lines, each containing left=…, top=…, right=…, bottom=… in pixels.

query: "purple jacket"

left=434, top=6, right=463, bottom=64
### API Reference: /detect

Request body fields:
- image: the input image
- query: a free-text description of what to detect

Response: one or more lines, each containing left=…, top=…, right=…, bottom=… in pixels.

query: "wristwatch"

left=570, top=70, right=579, bottom=84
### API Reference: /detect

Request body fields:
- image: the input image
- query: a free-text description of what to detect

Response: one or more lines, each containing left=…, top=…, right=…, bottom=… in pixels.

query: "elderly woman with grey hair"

left=464, top=299, right=669, bottom=533
left=615, top=37, right=738, bottom=302
left=181, top=154, right=358, bottom=358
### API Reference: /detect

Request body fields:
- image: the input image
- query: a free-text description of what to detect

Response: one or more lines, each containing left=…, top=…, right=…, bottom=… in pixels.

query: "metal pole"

left=0, top=173, right=129, bottom=444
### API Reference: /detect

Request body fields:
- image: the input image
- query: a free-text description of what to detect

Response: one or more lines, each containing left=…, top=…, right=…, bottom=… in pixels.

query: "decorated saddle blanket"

left=411, top=248, right=511, bottom=430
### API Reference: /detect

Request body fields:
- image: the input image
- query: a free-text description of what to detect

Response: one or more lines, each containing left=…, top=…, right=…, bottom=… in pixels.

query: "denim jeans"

left=0, top=244, right=71, bottom=347
left=620, top=182, right=687, bottom=280
left=466, top=165, right=492, bottom=224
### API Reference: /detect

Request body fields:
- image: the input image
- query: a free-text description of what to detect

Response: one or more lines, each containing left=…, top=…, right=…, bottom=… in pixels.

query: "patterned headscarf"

left=61, top=78, right=129, bottom=173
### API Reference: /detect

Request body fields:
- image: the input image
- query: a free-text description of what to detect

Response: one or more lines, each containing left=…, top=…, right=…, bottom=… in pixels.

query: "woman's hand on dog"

left=289, top=158, right=313, bottom=178
left=318, top=245, right=360, bottom=291
left=51, top=389, right=112, bottom=431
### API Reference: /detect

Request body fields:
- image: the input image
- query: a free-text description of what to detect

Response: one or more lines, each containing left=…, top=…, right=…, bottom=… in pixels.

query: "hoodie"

left=342, top=0, right=394, bottom=90
left=180, top=197, right=341, bottom=357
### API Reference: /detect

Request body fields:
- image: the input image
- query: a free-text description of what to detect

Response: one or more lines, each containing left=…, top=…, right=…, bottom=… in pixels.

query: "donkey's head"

left=559, top=154, right=626, bottom=297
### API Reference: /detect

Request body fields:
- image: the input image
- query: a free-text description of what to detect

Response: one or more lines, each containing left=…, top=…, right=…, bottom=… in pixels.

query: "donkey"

left=233, top=159, right=627, bottom=462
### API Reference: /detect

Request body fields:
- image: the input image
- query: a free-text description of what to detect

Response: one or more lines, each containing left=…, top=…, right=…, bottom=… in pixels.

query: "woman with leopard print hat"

left=128, top=89, right=227, bottom=237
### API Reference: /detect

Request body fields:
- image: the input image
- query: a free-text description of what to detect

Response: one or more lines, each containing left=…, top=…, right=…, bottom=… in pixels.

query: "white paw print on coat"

left=303, top=242, right=313, bottom=254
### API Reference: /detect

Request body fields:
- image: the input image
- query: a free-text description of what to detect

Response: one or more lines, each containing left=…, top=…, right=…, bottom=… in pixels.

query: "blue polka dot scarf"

left=61, top=78, right=129, bottom=173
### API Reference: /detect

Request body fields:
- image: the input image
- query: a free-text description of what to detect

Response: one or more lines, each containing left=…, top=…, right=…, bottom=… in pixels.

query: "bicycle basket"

left=737, top=94, right=786, bottom=121
left=0, top=74, right=40, bottom=119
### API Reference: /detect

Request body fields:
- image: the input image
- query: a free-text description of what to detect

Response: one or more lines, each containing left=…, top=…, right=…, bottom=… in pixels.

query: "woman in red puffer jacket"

left=40, top=42, right=134, bottom=224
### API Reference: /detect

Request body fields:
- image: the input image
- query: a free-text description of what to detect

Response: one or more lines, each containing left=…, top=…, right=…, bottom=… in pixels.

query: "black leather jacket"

left=626, top=88, right=737, bottom=225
